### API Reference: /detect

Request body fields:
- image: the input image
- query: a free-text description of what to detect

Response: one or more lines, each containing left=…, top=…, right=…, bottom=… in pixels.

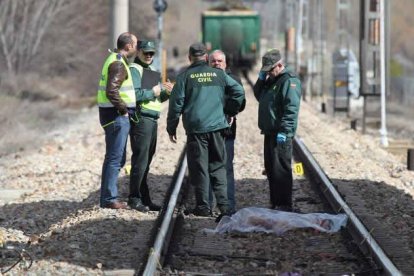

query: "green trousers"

left=129, top=116, right=157, bottom=205
left=264, top=134, right=293, bottom=208
left=187, top=130, right=229, bottom=213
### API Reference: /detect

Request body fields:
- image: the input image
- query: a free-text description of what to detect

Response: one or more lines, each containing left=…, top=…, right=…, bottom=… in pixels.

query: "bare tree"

left=0, top=0, right=67, bottom=75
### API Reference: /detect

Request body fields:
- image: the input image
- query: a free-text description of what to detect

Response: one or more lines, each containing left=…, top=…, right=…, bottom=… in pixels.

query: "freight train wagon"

left=202, top=9, right=260, bottom=71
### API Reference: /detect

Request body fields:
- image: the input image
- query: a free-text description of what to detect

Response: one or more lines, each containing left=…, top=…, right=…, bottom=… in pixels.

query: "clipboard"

left=141, top=68, right=161, bottom=89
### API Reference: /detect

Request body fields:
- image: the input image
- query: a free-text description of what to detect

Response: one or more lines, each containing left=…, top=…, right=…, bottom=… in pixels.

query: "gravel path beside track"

left=0, top=106, right=186, bottom=275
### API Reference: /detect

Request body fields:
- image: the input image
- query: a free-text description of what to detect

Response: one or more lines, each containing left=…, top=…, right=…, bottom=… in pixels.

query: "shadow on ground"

left=0, top=173, right=172, bottom=272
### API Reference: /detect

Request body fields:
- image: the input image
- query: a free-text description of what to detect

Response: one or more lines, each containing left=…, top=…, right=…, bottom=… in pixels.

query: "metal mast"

left=110, top=0, right=129, bottom=49
left=359, top=0, right=388, bottom=146
left=153, top=0, right=168, bottom=73
left=379, top=0, right=388, bottom=146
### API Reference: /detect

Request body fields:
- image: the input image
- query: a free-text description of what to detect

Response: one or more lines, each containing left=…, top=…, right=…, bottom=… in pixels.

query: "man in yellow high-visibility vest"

left=97, top=32, right=138, bottom=209
left=128, top=40, right=173, bottom=212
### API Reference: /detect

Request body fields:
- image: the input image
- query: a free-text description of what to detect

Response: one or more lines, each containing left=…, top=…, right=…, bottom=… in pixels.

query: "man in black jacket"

left=209, top=50, right=246, bottom=213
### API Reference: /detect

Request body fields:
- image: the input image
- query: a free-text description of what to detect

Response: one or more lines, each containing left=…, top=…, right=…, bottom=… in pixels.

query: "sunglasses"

left=144, top=52, right=155, bottom=57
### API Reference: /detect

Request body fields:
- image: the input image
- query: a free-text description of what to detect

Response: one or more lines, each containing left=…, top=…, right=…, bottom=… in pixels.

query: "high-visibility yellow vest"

left=129, top=63, right=161, bottom=112
left=97, top=52, right=136, bottom=108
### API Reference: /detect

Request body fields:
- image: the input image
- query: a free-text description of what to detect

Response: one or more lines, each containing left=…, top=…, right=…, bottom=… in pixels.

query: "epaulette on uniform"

left=287, top=71, right=297, bottom=78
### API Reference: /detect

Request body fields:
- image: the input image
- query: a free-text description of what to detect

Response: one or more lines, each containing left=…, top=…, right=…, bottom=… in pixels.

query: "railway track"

left=133, top=74, right=412, bottom=276
left=139, top=138, right=408, bottom=275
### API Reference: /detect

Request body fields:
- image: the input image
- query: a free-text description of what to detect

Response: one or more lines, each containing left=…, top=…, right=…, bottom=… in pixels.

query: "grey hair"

left=209, top=49, right=226, bottom=62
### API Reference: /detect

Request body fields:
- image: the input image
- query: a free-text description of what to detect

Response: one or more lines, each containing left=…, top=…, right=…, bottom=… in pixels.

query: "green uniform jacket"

left=167, top=60, right=245, bottom=135
left=253, top=68, right=302, bottom=137
left=130, top=62, right=169, bottom=120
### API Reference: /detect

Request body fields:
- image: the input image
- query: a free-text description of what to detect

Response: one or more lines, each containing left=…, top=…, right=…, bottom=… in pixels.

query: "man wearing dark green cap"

left=253, top=49, right=302, bottom=212
left=167, top=42, right=245, bottom=221
left=128, top=40, right=174, bottom=212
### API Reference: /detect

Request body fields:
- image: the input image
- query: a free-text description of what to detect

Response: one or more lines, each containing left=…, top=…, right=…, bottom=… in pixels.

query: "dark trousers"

left=263, top=134, right=293, bottom=207
left=208, top=137, right=236, bottom=211
left=129, top=117, right=157, bottom=205
left=225, top=138, right=235, bottom=210
left=187, top=130, right=229, bottom=213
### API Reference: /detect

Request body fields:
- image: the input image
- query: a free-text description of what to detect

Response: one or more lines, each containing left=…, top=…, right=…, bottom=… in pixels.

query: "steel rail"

left=142, top=151, right=188, bottom=276
left=294, top=136, right=402, bottom=276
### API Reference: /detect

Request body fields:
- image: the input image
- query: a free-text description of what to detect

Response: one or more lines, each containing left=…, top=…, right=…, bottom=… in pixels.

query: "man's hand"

left=227, top=116, right=234, bottom=125
left=258, top=71, right=267, bottom=81
left=118, top=110, right=129, bottom=117
left=152, top=84, right=161, bottom=97
left=276, top=133, right=286, bottom=144
left=163, top=81, right=174, bottom=95
left=169, top=134, right=177, bottom=143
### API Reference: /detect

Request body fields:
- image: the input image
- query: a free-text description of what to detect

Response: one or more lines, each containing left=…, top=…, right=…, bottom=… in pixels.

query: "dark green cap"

left=189, top=42, right=207, bottom=57
left=138, top=40, right=156, bottom=53
left=261, top=49, right=282, bottom=72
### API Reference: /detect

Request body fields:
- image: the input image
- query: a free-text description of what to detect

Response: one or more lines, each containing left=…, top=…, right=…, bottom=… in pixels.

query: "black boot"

left=192, top=206, right=212, bottom=217
left=128, top=198, right=149, bottom=213
left=146, top=202, right=161, bottom=211
left=215, top=209, right=235, bottom=223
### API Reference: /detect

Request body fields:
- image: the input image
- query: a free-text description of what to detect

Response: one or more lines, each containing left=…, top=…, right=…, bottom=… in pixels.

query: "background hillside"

left=0, top=0, right=413, bottom=155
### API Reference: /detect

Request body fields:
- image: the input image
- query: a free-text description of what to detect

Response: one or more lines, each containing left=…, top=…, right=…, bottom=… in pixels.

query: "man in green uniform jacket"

left=167, top=43, right=245, bottom=220
left=128, top=40, right=173, bottom=212
left=253, top=49, right=302, bottom=212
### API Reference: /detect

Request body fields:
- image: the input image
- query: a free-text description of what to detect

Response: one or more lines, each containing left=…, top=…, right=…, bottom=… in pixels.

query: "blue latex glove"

left=258, top=71, right=267, bottom=80
left=276, top=133, right=286, bottom=144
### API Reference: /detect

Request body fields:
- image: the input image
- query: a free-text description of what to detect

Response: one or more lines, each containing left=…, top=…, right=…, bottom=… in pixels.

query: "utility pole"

left=318, top=0, right=324, bottom=99
left=359, top=0, right=388, bottom=146
left=110, top=0, right=129, bottom=49
left=153, top=0, right=168, bottom=72
left=296, top=0, right=304, bottom=72
left=310, top=0, right=323, bottom=101
left=284, top=0, right=296, bottom=70
left=379, top=0, right=388, bottom=146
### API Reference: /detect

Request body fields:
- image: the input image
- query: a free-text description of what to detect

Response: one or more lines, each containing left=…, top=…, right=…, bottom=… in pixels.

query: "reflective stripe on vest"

left=129, top=63, right=162, bottom=112
left=97, top=52, right=136, bottom=108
